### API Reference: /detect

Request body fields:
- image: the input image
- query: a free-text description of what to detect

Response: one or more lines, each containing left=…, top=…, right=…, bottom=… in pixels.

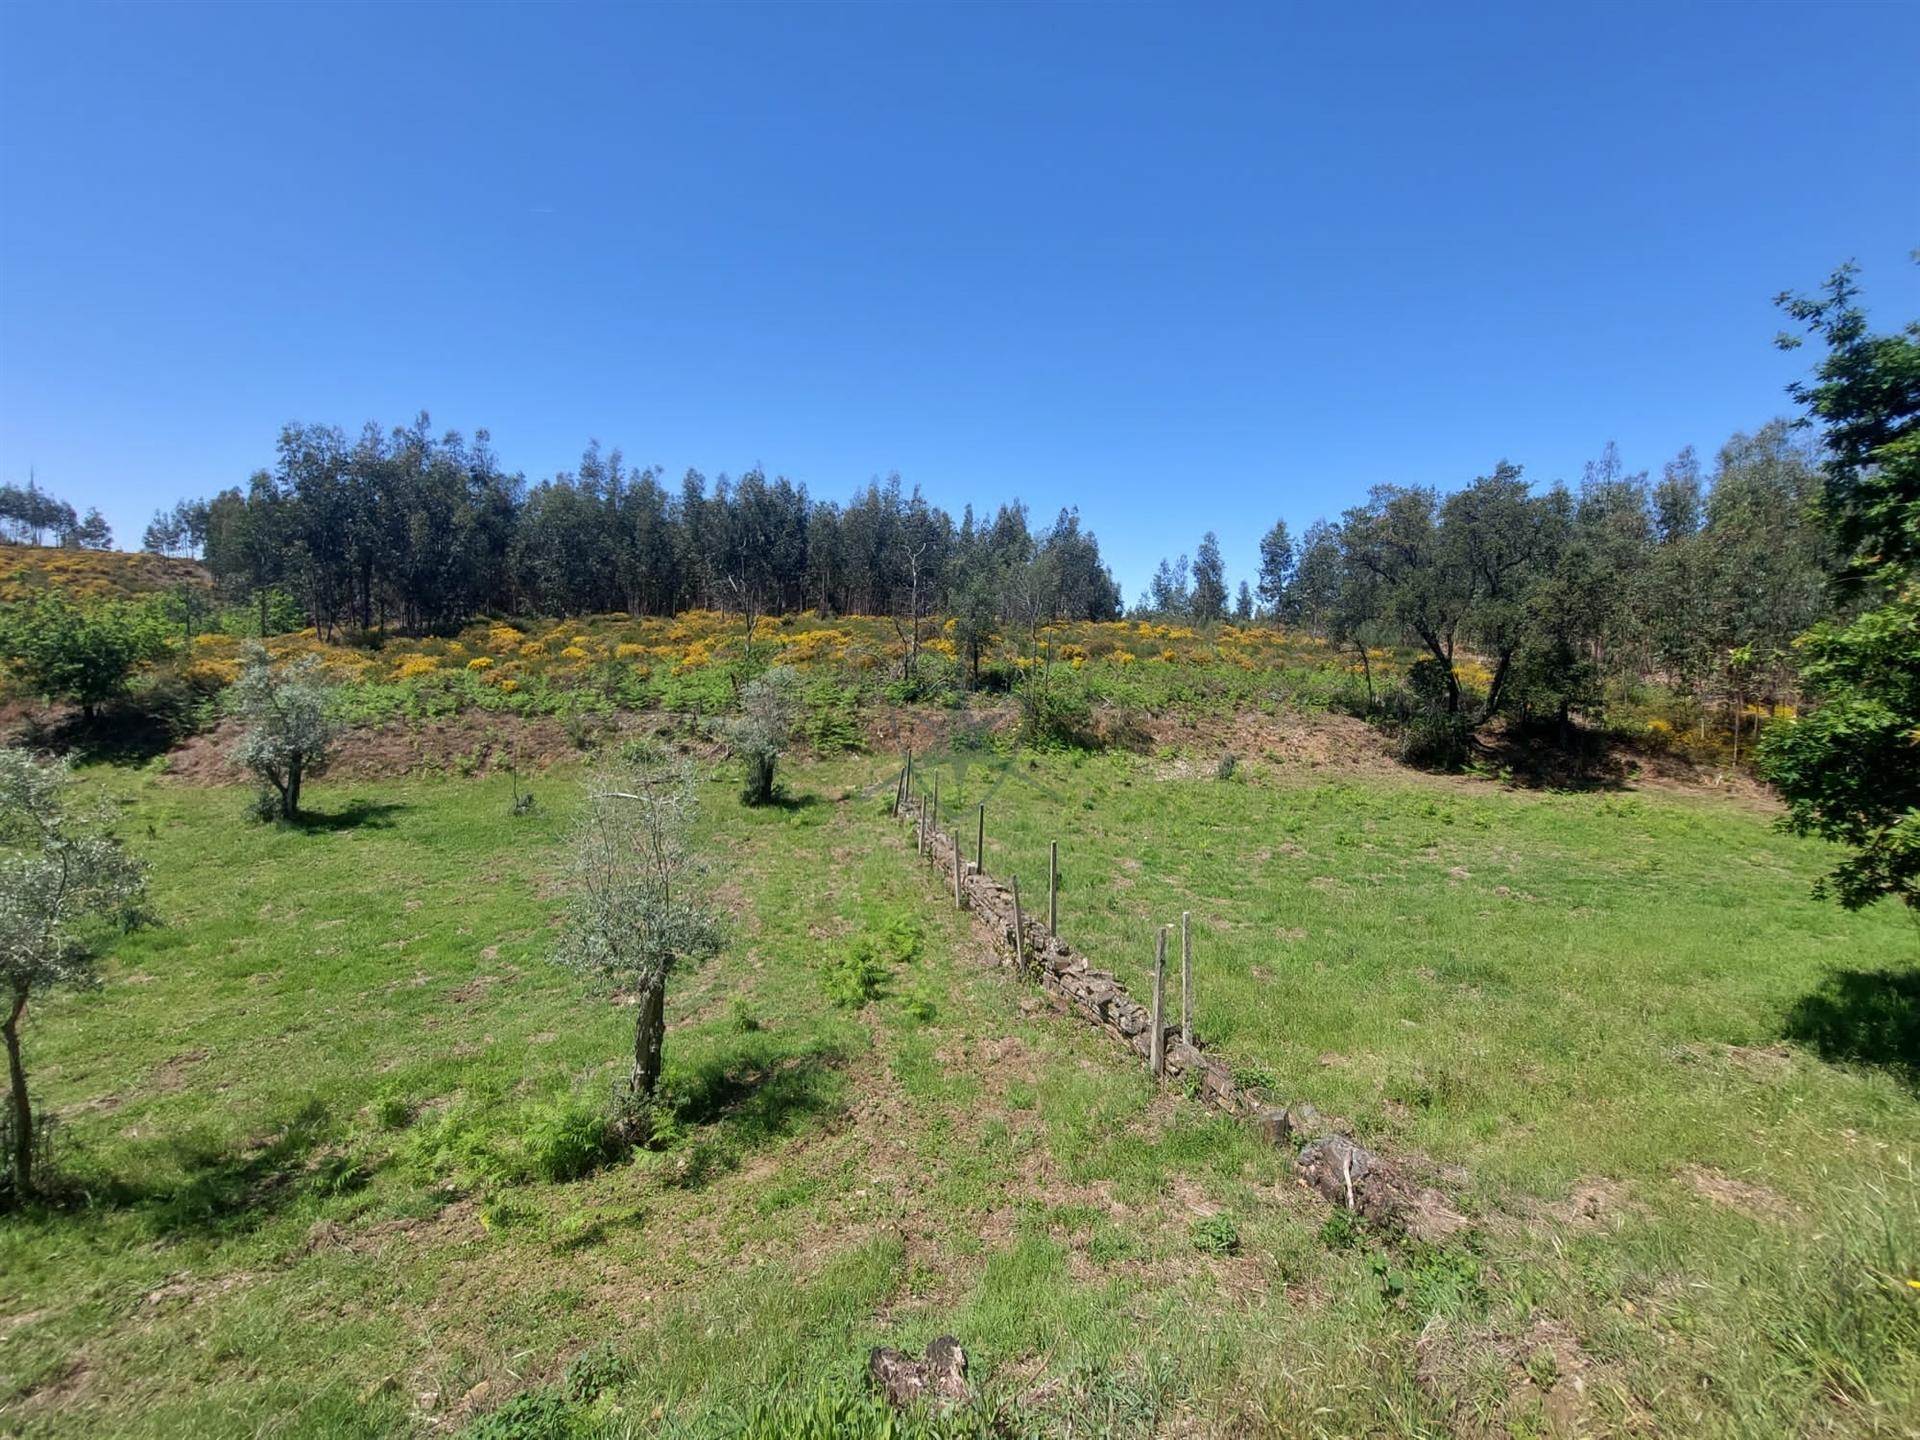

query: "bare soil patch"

left=1680, top=1164, right=1795, bottom=1222
left=165, top=714, right=588, bottom=784
left=1137, top=705, right=1398, bottom=773
left=149, top=1048, right=211, bottom=1092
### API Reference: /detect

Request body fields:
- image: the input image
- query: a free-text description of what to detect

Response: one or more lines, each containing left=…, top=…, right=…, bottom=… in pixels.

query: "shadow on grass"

left=1471, top=720, right=1634, bottom=792
left=759, top=790, right=824, bottom=813
left=16, top=696, right=196, bottom=768
left=288, top=800, right=410, bottom=832
left=1784, top=967, right=1920, bottom=1092
left=656, top=1034, right=856, bottom=1188
left=50, top=1099, right=371, bottom=1234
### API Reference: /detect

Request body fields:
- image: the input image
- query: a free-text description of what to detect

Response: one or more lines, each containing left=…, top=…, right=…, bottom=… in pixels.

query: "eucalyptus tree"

left=1256, top=519, right=1295, bottom=619
left=1191, top=532, right=1229, bottom=622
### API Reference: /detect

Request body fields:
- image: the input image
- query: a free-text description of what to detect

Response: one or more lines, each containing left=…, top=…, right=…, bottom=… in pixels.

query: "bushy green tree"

left=0, top=750, right=149, bottom=1194
left=552, top=759, right=723, bottom=1137
left=231, top=644, right=336, bottom=820
left=0, top=595, right=167, bottom=719
left=1759, top=264, right=1920, bottom=913
left=1338, top=465, right=1550, bottom=722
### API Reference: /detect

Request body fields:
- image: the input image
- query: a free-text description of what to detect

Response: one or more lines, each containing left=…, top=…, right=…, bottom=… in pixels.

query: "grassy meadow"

left=0, top=734, right=1915, bottom=1438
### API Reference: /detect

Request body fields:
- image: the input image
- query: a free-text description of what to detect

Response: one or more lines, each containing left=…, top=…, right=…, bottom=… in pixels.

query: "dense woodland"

left=140, top=430, right=1123, bottom=642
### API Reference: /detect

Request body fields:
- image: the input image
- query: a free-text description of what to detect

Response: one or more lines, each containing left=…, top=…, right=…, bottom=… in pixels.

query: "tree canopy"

left=1759, top=263, right=1920, bottom=912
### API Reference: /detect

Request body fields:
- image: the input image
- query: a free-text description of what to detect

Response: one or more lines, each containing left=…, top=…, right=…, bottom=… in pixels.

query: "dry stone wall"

left=896, top=784, right=1466, bottom=1243
left=901, top=797, right=1257, bottom=1111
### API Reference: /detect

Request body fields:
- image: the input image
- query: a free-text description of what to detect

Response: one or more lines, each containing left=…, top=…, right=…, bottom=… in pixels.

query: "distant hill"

left=0, top=545, right=212, bottom=604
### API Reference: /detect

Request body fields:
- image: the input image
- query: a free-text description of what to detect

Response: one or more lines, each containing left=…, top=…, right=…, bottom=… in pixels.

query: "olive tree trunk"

left=628, top=977, right=668, bottom=1140
left=742, top=753, right=775, bottom=806
left=4, top=988, right=31, bottom=1194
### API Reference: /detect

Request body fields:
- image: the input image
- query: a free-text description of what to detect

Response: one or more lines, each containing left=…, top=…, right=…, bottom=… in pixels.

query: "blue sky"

left=2, top=2, right=1916, bottom=600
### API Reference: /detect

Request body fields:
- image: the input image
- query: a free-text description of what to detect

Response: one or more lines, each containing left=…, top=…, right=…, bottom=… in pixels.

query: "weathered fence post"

left=952, top=830, right=963, bottom=909
left=1150, top=926, right=1168, bottom=1079
left=1011, top=875, right=1027, bottom=973
left=904, top=751, right=913, bottom=807
left=976, top=803, right=985, bottom=876
left=1180, top=911, right=1193, bottom=1046
left=931, top=773, right=940, bottom=837
left=1048, top=841, right=1058, bottom=933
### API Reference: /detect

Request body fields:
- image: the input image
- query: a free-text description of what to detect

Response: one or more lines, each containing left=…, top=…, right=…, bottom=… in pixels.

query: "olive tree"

left=231, top=644, right=335, bottom=821
left=552, top=759, right=722, bottom=1140
left=724, top=665, right=803, bottom=806
left=0, top=749, right=149, bottom=1194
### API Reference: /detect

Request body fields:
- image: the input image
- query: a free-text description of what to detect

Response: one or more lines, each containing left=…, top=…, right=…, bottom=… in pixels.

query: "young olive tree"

left=231, top=644, right=335, bottom=821
left=724, top=665, right=803, bottom=806
left=0, top=749, right=149, bottom=1194
left=553, top=759, right=722, bottom=1139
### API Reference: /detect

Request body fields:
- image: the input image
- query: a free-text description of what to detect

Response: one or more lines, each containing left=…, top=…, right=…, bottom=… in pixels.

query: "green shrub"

left=1230, top=1063, right=1277, bottom=1092
left=820, top=914, right=923, bottom=1008
left=800, top=679, right=864, bottom=753
left=901, top=985, right=938, bottom=1024
left=733, top=1382, right=1001, bottom=1440
left=821, top=935, right=890, bottom=1008
left=459, top=1388, right=580, bottom=1439
left=875, top=913, right=924, bottom=963
left=1397, top=712, right=1472, bottom=770
left=561, top=1343, right=627, bottom=1402
left=372, top=1090, right=414, bottom=1130
left=406, top=1098, right=514, bottom=1189
left=1190, top=1213, right=1242, bottom=1257
left=1017, top=677, right=1097, bottom=750
left=521, top=1097, right=619, bottom=1182
left=478, top=1194, right=538, bottom=1233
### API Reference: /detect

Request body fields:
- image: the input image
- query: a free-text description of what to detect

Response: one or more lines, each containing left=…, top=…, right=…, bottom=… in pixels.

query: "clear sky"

left=2, top=2, right=1916, bottom=600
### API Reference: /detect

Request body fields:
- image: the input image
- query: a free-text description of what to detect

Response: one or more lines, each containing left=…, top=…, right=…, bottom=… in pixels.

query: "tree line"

left=1137, top=421, right=1831, bottom=745
left=0, top=479, right=113, bottom=550
left=163, top=418, right=1124, bottom=646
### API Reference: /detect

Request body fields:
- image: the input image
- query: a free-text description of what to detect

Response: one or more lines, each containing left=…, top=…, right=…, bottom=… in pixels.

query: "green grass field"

left=1, top=739, right=1915, bottom=1438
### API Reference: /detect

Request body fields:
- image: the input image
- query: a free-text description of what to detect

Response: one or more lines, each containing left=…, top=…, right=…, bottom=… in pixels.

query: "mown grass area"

left=919, top=742, right=1920, bottom=1435
left=0, top=758, right=1421, bottom=1438
left=3, top=743, right=1916, bottom=1438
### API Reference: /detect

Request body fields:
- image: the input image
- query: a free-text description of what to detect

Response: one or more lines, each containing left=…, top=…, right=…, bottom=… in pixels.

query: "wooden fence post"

left=1150, top=927, right=1168, bottom=1079
left=904, top=751, right=913, bottom=807
left=976, top=803, right=986, bottom=876
left=931, top=773, right=939, bottom=837
left=893, top=765, right=906, bottom=818
left=1011, top=875, right=1027, bottom=973
left=1048, top=841, right=1058, bottom=933
left=952, top=830, right=963, bottom=909
left=1180, top=911, right=1193, bottom=1046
